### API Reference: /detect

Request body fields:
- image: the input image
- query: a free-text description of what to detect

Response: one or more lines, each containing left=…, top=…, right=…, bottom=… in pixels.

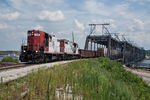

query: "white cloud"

left=83, top=0, right=110, bottom=16
left=128, top=25, right=135, bottom=31
left=114, top=3, right=132, bottom=18
left=74, top=19, right=85, bottom=30
left=128, top=18, right=144, bottom=31
left=130, top=0, right=150, bottom=4
left=134, top=18, right=144, bottom=30
left=38, top=10, right=64, bottom=21
left=33, top=25, right=43, bottom=30
left=0, top=23, right=8, bottom=29
left=7, top=0, right=65, bottom=11
left=83, top=0, right=135, bottom=20
left=0, top=12, right=20, bottom=20
left=128, top=31, right=150, bottom=48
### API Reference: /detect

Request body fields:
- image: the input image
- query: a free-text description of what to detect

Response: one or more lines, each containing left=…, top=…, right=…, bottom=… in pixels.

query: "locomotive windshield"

left=28, top=33, right=40, bottom=36
left=34, top=33, right=40, bottom=36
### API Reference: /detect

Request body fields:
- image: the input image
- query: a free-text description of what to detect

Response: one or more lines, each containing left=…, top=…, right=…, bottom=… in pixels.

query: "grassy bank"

left=0, top=57, right=150, bottom=100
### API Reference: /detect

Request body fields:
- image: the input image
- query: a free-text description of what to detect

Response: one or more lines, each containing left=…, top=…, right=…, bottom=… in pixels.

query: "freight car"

left=19, top=30, right=80, bottom=63
left=78, top=49, right=103, bottom=58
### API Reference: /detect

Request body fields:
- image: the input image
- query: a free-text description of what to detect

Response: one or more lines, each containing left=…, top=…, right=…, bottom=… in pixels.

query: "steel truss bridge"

left=84, top=24, right=146, bottom=64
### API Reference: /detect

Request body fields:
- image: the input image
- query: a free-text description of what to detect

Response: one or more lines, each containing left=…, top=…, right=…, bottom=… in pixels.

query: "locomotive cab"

left=20, top=30, right=48, bottom=63
left=27, top=30, right=46, bottom=52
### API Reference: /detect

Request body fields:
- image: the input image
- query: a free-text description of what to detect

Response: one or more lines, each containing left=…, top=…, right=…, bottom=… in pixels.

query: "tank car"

left=19, top=30, right=80, bottom=63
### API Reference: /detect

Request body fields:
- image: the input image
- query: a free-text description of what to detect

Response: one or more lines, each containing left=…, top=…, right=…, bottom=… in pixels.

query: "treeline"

left=0, top=51, right=20, bottom=55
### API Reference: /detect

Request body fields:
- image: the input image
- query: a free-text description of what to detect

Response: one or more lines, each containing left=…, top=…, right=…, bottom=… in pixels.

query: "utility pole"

left=72, top=31, right=74, bottom=43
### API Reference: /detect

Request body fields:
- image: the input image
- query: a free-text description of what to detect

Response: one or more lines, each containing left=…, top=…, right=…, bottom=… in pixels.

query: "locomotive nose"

left=28, top=37, right=35, bottom=51
left=27, top=32, right=41, bottom=51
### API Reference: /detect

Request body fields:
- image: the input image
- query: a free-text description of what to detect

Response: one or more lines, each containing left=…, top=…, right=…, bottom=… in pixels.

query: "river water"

left=138, top=59, right=150, bottom=68
left=0, top=56, right=3, bottom=61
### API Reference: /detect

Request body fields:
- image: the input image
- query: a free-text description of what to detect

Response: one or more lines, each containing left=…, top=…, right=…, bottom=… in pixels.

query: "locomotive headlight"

left=23, top=50, right=26, bottom=53
left=36, top=51, right=38, bottom=53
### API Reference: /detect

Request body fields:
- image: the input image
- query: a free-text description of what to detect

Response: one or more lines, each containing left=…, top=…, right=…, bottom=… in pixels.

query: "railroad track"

left=0, top=60, right=75, bottom=72
left=0, top=59, right=82, bottom=72
left=0, top=64, right=34, bottom=71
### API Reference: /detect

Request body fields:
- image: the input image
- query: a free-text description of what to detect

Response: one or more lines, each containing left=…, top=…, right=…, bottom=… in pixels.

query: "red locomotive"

left=20, top=30, right=104, bottom=63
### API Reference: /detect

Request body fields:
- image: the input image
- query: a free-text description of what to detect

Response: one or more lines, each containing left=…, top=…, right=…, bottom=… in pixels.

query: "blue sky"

left=0, top=0, right=150, bottom=50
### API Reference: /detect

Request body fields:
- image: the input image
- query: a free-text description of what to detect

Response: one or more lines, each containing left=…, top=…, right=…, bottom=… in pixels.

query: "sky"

left=0, top=0, right=150, bottom=50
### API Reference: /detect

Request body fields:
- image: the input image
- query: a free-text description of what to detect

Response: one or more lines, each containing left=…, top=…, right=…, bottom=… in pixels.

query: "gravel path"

left=0, top=60, right=77, bottom=83
left=124, top=66, right=150, bottom=85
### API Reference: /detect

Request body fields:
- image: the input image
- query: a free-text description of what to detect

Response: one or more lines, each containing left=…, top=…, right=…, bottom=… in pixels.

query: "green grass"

left=0, top=57, right=19, bottom=63
left=0, top=57, right=150, bottom=100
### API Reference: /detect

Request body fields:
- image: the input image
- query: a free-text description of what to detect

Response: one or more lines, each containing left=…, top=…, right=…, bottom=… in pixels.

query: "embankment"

left=0, top=57, right=150, bottom=100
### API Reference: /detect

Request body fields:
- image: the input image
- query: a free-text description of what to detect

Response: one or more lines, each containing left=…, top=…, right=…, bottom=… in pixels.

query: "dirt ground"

left=124, top=65, right=150, bottom=86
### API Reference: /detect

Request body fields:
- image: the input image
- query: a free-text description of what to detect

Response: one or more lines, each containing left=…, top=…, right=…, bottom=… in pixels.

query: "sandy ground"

left=124, top=65, right=150, bottom=85
left=0, top=60, right=77, bottom=83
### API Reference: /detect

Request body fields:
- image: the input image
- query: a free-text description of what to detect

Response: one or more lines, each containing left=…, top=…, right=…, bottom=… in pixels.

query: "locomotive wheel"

left=35, top=59, right=40, bottom=64
left=44, top=55, right=49, bottom=63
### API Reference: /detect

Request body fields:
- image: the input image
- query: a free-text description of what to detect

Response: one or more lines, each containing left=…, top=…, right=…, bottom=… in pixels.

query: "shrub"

left=1, top=57, right=19, bottom=63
